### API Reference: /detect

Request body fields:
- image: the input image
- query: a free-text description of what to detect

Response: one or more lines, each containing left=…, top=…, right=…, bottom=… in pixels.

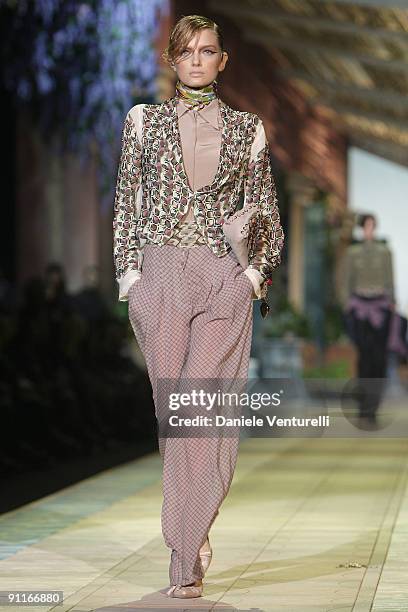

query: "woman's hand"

left=243, top=267, right=264, bottom=299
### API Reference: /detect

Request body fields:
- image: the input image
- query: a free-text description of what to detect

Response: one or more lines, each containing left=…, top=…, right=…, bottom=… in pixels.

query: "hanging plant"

left=0, top=0, right=169, bottom=211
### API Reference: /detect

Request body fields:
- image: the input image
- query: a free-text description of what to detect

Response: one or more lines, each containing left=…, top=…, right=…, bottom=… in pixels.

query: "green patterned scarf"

left=175, top=79, right=218, bottom=110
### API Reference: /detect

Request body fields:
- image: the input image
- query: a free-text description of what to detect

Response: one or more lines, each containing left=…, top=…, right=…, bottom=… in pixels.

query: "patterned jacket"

left=113, top=94, right=284, bottom=299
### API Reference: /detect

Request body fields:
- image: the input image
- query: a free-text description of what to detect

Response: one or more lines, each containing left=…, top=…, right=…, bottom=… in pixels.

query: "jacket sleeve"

left=112, top=108, right=144, bottom=302
left=382, top=247, right=395, bottom=303
left=244, top=117, right=284, bottom=280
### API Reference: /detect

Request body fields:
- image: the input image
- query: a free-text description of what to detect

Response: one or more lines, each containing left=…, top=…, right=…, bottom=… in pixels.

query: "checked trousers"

left=128, top=242, right=253, bottom=585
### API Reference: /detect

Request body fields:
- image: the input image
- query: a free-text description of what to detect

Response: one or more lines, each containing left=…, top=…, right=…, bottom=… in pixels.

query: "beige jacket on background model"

left=339, top=239, right=395, bottom=309
left=113, top=94, right=285, bottom=302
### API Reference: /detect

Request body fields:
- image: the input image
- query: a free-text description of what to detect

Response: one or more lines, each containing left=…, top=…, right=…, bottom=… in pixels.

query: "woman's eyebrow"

left=184, top=44, right=217, bottom=50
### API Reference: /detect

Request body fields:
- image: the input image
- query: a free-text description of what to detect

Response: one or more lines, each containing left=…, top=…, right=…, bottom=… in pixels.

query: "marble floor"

left=1, top=403, right=408, bottom=611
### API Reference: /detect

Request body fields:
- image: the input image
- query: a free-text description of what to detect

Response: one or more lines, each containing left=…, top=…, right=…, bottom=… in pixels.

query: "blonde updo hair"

left=162, top=14, right=224, bottom=66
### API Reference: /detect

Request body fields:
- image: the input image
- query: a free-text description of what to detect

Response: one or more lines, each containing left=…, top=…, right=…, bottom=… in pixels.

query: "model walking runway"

left=112, top=13, right=284, bottom=599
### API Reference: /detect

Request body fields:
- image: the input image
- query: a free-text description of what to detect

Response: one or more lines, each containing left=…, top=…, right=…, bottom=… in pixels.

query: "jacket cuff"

left=117, top=269, right=142, bottom=302
left=243, top=267, right=265, bottom=299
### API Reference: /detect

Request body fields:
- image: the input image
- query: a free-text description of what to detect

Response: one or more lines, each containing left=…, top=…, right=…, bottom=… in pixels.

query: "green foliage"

left=324, top=304, right=345, bottom=344
left=264, top=295, right=312, bottom=339
left=303, top=359, right=350, bottom=379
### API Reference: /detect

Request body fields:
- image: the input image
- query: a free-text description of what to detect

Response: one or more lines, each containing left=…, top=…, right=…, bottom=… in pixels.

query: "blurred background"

left=1, top=0, right=407, bottom=512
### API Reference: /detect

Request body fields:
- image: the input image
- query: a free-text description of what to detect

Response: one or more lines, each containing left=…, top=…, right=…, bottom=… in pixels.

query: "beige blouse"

left=119, top=97, right=264, bottom=300
left=162, top=97, right=222, bottom=245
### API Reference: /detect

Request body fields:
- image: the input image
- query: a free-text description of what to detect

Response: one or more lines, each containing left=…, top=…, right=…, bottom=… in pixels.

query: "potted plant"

left=260, top=296, right=312, bottom=378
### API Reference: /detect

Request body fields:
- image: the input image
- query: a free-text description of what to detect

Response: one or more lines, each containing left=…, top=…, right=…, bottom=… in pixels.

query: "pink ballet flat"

left=166, top=581, right=203, bottom=598
left=199, top=537, right=213, bottom=574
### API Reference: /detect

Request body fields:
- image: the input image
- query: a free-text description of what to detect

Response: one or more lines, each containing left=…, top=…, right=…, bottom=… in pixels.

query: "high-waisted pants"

left=127, top=243, right=254, bottom=585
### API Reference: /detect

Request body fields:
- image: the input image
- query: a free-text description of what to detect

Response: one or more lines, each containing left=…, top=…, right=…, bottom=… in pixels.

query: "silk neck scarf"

left=175, top=79, right=218, bottom=111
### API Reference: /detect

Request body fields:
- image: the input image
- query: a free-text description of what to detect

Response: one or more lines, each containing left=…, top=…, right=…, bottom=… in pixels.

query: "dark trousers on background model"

left=346, top=293, right=392, bottom=421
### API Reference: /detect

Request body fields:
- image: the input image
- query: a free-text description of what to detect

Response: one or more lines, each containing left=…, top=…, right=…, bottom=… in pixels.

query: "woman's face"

left=172, top=28, right=228, bottom=89
left=363, top=217, right=376, bottom=240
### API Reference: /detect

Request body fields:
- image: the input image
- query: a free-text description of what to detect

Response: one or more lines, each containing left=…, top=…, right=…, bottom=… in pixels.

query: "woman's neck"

left=175, top=79, right=218, bottom=109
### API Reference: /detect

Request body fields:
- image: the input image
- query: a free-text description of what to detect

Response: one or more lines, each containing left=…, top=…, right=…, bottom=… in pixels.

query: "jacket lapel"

left=158, top=95, right=247, bottom=194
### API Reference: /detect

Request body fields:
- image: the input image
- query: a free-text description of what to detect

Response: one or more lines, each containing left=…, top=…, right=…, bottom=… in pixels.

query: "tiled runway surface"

left=1, top=402, right=408, bottom=611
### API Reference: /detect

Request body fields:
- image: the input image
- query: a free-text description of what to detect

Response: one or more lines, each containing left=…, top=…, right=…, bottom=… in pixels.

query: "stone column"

left=286, top=172, right=318, bottom=312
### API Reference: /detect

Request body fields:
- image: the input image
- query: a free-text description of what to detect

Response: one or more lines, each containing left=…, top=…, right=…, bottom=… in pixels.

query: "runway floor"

left=1, top=401, right=408, bottom=611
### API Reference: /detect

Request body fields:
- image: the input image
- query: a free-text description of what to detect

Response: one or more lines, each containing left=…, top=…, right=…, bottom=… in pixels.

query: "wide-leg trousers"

left=127, top=243, right=254, bottom=585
